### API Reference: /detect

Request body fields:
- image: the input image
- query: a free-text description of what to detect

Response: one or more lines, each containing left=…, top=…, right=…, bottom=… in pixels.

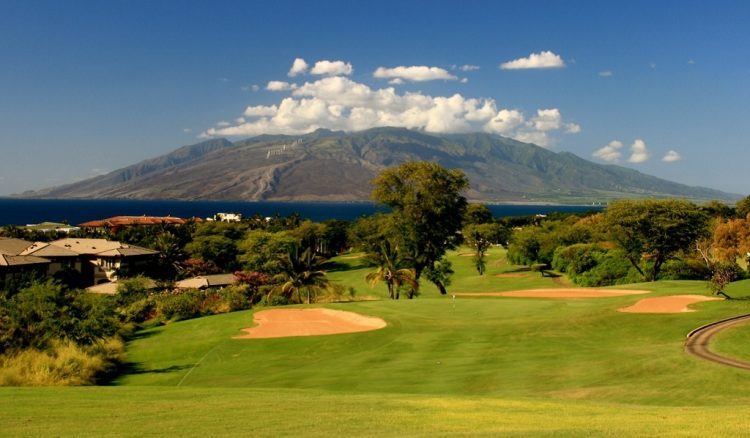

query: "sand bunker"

left=494, top=273, right=529, bottom=278
left=618, top=295, right=721, bottom=314
left=457, top=288, right=650, bottom=298
left=234, top=308, right=387, bottom=339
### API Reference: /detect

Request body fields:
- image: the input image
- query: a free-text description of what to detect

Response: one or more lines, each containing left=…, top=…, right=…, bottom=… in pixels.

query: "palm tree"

left=273, top=245, right=330, bottom=304
left=365, top=240, right=418, bottom=300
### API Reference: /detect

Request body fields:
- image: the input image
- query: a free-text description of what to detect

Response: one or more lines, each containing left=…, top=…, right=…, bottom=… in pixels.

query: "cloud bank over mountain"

left=202, top=58, right=580, bottom=147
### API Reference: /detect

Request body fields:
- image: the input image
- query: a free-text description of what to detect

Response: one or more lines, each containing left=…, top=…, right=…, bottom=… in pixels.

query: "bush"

left=0, top=282, right=120, bottom=353
left=121, top=298, right=156, bottom=323
left=155, top=290, right=204, bottom=321
left=552, top=244, right=601, bottom=274
left=0, top=338, right=124, bottom=386
left=659, top=258, right=712, bottom=281
left=552, top=245, right=641, bottom=287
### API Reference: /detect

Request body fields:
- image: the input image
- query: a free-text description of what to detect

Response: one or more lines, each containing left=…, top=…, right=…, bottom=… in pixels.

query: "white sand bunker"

left=618, top=295, right=721, bottom=314
left=234, top=308, right=387, bottom=339
left=457, top=288, right=650, bottom=298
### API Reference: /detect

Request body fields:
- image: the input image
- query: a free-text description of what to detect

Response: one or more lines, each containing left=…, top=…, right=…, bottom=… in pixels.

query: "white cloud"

left=593, top=140, right=624, bottom=162
left=530, top=109, right=562, bottom=131
left=687, top=59, right=696, bottom=65
left=599, top=70, right=613, bottom=77
left=288, top=58, right=308, bottom=77
left=565, top=123, right=581, bottom=134
left=234, top=117, right=246, bottom=124
left=460, top=64, right=480, bottom=71
left=310, top=60, right=353, bottom=76
left=216, top=121, right=231, bottom=127
left=243, top=105, right=278, bottom=117
left=373, top=65, right=457, bottom=82
left=388, top=78, right=404, bottom=85
left=628, top=139, right=650, bottom=163
left=182, top=128, right=192, bottom=133
left=662, top=150, right=682, bottom=163
left=266, top=81, right=297, bottom=91
left=460, top=78, right=469, bottom=84
left=201, top=73, right=578, bottom=148
left=500, top=51, right=565, bottom=70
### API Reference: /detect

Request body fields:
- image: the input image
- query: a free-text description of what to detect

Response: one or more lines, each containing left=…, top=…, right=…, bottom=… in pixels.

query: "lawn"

left=3, top=249, right=750, bottom=436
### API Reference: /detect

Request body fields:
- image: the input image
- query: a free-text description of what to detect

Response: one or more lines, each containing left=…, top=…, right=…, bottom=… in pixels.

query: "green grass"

left=4, top=249, right=750, bottom=436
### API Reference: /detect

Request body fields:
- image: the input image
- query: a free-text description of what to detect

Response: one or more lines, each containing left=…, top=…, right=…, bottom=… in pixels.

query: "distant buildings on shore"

left=79, top=215, right=201, bottom=232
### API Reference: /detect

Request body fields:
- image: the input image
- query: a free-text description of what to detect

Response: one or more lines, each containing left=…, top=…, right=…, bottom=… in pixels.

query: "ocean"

left=0, top=198, right=603, bottom=226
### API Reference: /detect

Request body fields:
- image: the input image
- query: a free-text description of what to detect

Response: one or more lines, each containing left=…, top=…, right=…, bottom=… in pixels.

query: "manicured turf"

left=5, top=250, right=750, bottom=436
left=3, top=386, right=750, bottom=436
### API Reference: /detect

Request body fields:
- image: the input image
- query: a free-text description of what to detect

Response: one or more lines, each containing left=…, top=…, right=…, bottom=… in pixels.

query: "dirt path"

left=685, top=314, right=750, bottom=370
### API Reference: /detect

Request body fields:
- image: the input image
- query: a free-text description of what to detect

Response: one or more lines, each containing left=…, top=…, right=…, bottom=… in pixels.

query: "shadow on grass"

left=102, top=363, right=193, bottom=386
left=324, top=259, right=374, bottom=272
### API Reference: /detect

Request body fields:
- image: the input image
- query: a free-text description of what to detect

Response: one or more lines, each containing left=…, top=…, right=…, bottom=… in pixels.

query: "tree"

left=272, top=246, right=330, bottom=304
left=465, top=203, right=494, bottom=225
left=605, top=200, right=709, bottom=281
left=372, top=161, right=468, bottom=294
left=736, top=195, right=750, bottom=219
left=185, top=235, right=238, bottom=271
left=463, top=223, right=505, bottom=275
left=239, top=230, right=297, bottom=274
left=365, top=240, right=418, bottom=300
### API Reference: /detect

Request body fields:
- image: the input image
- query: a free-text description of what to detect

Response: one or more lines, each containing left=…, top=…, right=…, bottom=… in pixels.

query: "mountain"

left=18, top=128, right=738, bottom=203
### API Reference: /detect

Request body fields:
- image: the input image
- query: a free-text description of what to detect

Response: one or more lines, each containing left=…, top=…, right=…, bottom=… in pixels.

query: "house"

left=175, top=273, right=238, bottom=290
left=212, top=212, right=242, bottom=223
left=79, top=215, right=200, bottom=233
left=21, top=238, right=158, bottom=285
left=23, top=222, right=80, bottom=234
left=0, top=237, right=51, bottom=282
left=86, top=277, right=157, bottom=295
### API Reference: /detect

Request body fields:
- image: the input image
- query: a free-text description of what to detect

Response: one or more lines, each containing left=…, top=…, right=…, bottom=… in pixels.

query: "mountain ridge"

left=17, top=128, right=739, bottom=203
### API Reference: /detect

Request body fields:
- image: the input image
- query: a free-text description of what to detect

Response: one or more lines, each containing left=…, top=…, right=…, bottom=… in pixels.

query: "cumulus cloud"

left=460, top=78, right=469, bottom=84
left=288, top=58, right=308, bottom=77
left=388, top=78, right=404, bottom=85
left=593, top=140, right=624, bottom=162
left=243, top=105, right=278, bottom=117
left=267, top=81, right=297, bottom=91
left=373, top=65, right=457, bottom=82
left=201, top=72, right=579, bottom=147
left=500, top=51, right=565, bottom=70
left=599, top=70, right=613, bottom=77
left=182, top=128, right=192, bottom=133
left=310, top=60, right=353, bottom=76
left=628, top=139, right=650, bottom=163
left=662, top=150, right=682, bottom=162
left=459, top=64, right=480, bottom=71
left=565, top=123, right=581, bottom=134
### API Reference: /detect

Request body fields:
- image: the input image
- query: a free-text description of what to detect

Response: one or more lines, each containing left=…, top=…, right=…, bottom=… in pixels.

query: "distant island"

left=17, top=127, right=739, bottom=203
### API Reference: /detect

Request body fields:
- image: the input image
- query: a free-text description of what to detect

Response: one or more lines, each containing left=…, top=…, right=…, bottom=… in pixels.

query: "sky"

left=1, top=0, right=748, bottom=195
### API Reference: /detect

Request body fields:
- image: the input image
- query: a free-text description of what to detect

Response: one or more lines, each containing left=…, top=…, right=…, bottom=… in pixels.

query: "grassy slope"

left=3, top=250, right=750, bottom=436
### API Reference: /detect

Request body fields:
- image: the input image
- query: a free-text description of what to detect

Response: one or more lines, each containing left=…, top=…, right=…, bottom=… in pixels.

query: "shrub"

left=121, top=298, right=156, bottom=323
left=115, top=276, right=153, bottom=307
left=659, top=258, right=712, bottom=281
left=552, top=244, right=601, bottom=274
left=0, top=338, right=124, bottom=386
left=155, top=290, right=204, bottom=321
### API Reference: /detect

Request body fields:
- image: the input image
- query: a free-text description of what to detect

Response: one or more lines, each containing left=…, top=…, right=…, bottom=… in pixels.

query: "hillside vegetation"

left=20, top=128, right=737, bottom=203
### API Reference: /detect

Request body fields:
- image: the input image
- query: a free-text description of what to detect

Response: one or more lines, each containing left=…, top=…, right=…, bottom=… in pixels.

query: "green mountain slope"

left=19, top=128, right=738, bottom=203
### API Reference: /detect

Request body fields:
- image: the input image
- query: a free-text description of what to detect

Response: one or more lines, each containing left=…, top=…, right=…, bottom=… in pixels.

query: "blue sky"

left=1, top=0, right=748, bottom=195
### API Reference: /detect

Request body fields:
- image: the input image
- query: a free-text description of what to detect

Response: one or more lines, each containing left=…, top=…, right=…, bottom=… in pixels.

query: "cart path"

left=685, top=314, right=750, bottom=370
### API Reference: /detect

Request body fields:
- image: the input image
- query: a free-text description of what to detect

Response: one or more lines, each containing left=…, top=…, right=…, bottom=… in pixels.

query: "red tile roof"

left=79, top=216, right=201, bottom=228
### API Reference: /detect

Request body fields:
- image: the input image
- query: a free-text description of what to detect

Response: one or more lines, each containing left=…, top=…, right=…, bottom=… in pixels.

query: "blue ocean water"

left=0, top=198, right=602, bottom=226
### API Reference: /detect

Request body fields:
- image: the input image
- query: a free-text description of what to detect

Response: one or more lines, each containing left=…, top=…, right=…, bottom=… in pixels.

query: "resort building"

left=20, top=238, right=158, bottom=285
left=79, top=215, right=200, bottom=233
left=211, top=212, right=243, bottom=222
left=175, top=273, right=238, bottom=290
left=0, top=237, right=51, bottom=281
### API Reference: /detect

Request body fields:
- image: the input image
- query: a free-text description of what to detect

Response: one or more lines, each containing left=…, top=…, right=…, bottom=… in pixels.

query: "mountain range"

left=18, top=127, right=738, bottom=203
